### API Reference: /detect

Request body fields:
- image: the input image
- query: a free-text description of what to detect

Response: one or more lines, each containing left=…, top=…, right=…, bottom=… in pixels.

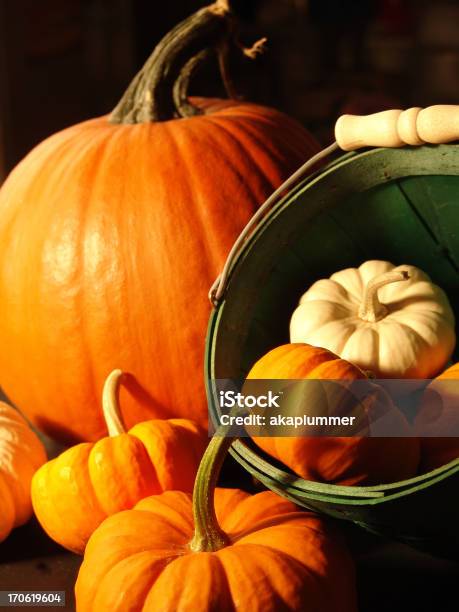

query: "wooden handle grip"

left=335, top=105, right=459, bottom=151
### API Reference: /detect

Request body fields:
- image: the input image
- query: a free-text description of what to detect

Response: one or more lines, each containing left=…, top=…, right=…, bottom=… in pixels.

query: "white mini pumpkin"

left=290, top=260, right=455, bottom=378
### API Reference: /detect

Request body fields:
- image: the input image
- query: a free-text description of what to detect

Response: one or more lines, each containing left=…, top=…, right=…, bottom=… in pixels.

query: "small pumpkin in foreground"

left=0, top=1, right=319, bottom=444
left=0, top=403, right=47, bottom=543
left=290, top=260, right=455, bottom=378
left=75, top=434, right=357, bottom=611
left=32, top=370, right=207, bottom=554
left=246, top=343, right=420, bottom=485
left=415, top=362, right=459, bottom=472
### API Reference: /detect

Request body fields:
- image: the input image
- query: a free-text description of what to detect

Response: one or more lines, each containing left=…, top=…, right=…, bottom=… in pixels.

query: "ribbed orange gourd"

left=415, top=362, right=459, bottom=471
left=247, top=343, right=420, bottom=485
left=75, top=431, right=357, bottom=611
left=31, top=370, right=207, bottom=553
left=0, top=403, right=47, bottom=542
left=0, top=1, right=318, bottom=443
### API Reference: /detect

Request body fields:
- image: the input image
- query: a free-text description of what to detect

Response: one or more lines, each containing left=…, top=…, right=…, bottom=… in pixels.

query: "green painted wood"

left=239, top=212, right=370, bottom=374
left=205, top=144, right=459, bottom=558
left=329, top=180, right=459, bottom=285
left=398, top=175, right=459, bottom=273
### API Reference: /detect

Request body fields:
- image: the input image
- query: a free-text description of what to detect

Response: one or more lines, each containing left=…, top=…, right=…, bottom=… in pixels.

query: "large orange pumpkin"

left=246, top=343, right=420, bottom=485
left=0, top=2, right=318, bottom=442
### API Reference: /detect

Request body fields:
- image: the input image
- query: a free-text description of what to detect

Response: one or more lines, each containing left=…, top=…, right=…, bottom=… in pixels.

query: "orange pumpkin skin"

left=31, top=418, right=207, bottom=553
left=0, top=99, right=318, bottom=443
left=416, top=362, right=459, bottom=471
left=75, top=488, right=357, bottom=612
left=0, top=402, right=47, bottom=542
left=247, top=343, right=420, bottom=485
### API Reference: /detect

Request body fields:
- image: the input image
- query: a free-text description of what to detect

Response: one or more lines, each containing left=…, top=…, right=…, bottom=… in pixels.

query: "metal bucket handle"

left=209, top=104, right=459, bottom=306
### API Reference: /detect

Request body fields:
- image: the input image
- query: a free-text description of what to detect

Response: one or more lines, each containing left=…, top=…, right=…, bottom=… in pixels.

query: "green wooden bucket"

left=205, top=143, right=459, bottom=559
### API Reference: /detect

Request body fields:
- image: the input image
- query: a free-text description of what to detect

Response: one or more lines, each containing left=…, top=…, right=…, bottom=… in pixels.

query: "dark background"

left=1, top=1, right=459, bottom=610
left=2, top=0, right=459, bottom=179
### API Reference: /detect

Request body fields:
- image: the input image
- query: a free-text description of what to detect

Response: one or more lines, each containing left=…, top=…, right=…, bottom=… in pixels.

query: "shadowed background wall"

left=1, top=0, right=459, bottom=181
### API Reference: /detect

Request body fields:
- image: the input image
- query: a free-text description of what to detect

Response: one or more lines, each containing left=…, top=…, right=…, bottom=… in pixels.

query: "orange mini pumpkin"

left=415, top=362, right=459, bottom=471
left=31, top=370, right=207, bottom=553
left=0, top=403, right=47, bottom=542
left=246, top=343, right=420, bottom=485
left=0, top=2, right=318, bottom=444
left=75, top=435, right=357, bottom=612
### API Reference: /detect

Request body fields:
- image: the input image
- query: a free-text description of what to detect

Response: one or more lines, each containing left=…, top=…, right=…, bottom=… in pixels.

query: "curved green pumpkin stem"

left=110, top=1, right=233, bottom=124
left=189, top=430, right=233, bottom=553
left=172, top=49, right=211, bottom=119
left=102, top=369, right=126, bottom=436
left=110, top=0, right=266, bottom=124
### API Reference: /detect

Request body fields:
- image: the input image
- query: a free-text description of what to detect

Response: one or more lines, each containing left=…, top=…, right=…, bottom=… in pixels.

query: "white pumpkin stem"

left=102, top=369, right=127, bottom=436
left=358, top=270, right=410, bottom=322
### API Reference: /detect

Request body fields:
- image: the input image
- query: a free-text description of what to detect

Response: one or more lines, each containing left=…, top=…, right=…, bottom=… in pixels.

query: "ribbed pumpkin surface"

left=0, top=98, right=318, bottom=442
